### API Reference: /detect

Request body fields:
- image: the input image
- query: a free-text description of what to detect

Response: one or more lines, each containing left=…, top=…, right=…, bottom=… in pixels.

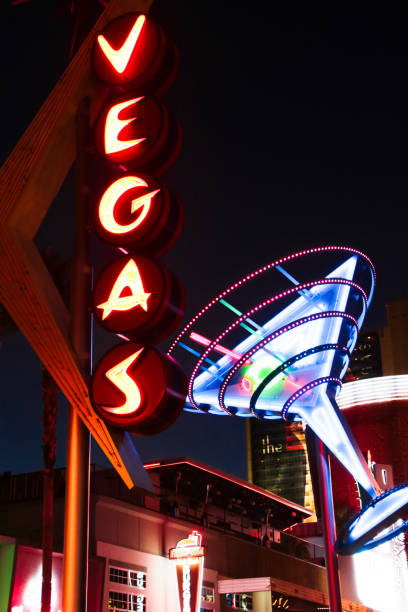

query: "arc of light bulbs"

left=102, top=348, right=143, bottom=415
left=97, top=14, right=146, bottom=74
left=105, top=98, right=146, bottom=155
left=97, top=259, right=151, bottom=320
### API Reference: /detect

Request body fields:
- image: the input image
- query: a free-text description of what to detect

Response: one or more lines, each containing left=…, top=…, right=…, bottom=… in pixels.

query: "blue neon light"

left=173, top=246, right=408, bottom=553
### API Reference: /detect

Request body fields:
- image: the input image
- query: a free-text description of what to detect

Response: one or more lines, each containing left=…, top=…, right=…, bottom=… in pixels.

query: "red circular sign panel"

left=93, top=255, right=185, bottom=343
left=92, top=13, right=178, bottom=95
left=94, top=94, right=182, bottom=174
left=91, top=342, right=187, bottom=435
left=94, top=173, right=183, bottom=256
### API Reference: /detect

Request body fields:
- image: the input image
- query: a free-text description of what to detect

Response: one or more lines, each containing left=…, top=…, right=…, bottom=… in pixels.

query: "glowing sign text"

left=102, top=348, right=143, bottom=416
left=97, top=14, right=146, bottom=74
left=98, top=176, right=160, bottom=236
left=182, top=565, right=191, bottom=612
left=97, top=258, right=151, bottom=320
left=105, top=98, right=146, bottom=154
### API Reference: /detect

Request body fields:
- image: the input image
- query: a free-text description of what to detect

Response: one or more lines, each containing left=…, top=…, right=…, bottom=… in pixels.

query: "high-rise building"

left=347, top=329, right=382, bottom=381
left=246, top=419, right=315, bottom=513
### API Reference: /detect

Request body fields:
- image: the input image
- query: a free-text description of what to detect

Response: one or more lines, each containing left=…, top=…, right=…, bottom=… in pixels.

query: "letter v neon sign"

left=97, top=14, right=146, bottom=74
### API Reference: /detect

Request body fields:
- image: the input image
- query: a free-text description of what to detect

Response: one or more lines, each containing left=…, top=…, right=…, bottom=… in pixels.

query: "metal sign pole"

left=314, top=434, right=343, bottom=612
left=62, top=97, right=91, bottom=612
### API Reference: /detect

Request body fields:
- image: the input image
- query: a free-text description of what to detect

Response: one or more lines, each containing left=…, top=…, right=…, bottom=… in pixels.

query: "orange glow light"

left=97, top=259, right=151, bottom=320
left=104, top=98, right=146, bottom=155
left=102, top=348, right=144, bottom=415
left=97, top=14, right=146, bottom=74
left=99, top=176, right=160, bottom=235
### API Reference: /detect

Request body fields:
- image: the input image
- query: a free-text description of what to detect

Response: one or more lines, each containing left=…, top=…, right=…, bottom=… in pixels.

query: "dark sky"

left=1, top=1, right=408, bottom=480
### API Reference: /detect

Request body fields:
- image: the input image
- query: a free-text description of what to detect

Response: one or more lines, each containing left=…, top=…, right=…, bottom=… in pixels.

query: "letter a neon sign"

left=97, top=258, right=151, bottom=320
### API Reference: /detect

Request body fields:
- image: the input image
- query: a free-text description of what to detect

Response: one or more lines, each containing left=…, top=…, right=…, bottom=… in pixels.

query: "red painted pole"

left=314, top=435, right=343, bottom=612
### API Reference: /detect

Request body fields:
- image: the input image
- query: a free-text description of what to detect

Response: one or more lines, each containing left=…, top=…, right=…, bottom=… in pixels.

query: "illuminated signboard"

left=92, top=13, right=178, bottom=94
left=94, top=95, right=181, bottom=172
left=90, top=12, right=187, bottom=435
left=91, top=342, right=185, bottom=435
left=93, top=255, right=184, bottom=342
left=170, top=531, right=206, bottom=612
left=168, top=246, right=408, bottom=553
left=94, top=173, right=183, bottom=255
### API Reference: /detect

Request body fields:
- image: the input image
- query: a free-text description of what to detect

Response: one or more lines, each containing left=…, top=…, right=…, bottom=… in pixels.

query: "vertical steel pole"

left=314, top=435, right=343, bottom=612
left=62, top=97, right=91, bottom=612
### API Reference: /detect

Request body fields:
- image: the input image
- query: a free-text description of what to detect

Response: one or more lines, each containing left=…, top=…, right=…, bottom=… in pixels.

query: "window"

left=108, top=591, right=127, bottom=610
left=201, top=585, right=215, bottom=603
left=108, top=592, right=146, bottom=611
left=108, top=566, right=147, bottom=611
left=130, top=594, right=146, bottom=612
left=109, top=566, right=147, bottom=589
left=109, top=568, right=128, bottom=585
left=130, top=571, right=146, bottom=589
left=225, top=593, right=253, bottom=610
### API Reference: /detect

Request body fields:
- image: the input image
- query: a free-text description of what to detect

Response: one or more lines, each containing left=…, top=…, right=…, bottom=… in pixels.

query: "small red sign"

left=92, top=13, right=178, bottom=95
left=95, top=94, right=181, bottom=173
left=91, top=342, right=187, bottom=435
left=93, top=255, right=184, bottom=342
left=94, top=173, right=183, bottom=256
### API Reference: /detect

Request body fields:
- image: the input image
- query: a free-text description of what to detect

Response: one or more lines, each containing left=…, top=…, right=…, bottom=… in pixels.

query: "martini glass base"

left=336, top=484, right=408, bottom=555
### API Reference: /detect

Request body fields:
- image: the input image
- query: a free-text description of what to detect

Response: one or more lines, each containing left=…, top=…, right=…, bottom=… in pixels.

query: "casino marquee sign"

left=89, top=11, right=187, bottom=435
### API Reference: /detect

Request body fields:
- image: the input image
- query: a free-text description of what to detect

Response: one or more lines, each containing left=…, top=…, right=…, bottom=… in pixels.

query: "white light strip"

left=338, top=375, right=408, bottom=409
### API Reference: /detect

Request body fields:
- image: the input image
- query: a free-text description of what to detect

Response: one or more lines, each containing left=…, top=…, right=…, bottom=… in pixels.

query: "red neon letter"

left=105, top=98, right=146, bottom=155
left=102, top=348, right=143, bottom=415
left=97, top=14, right=146, bottom=74
left=97, top=259, right=151, bottom=320
left=99, top=176, right=160, bottom=235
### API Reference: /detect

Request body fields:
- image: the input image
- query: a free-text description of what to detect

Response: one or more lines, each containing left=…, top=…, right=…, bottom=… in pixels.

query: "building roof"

left=144, top=457, right=312, bottom=522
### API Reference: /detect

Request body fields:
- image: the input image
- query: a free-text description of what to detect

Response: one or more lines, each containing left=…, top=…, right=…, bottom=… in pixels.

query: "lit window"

left=109, top=566, right=147, bottom=589
left=225, top=593, right=253, bottom=610
left=108, top=591, right=127, bottom=610
left=109, top=567, right=128, bottom=584
left=201, top=585, right=215, bottom=603
left=130, top=571, right=146, bottom=589
left=108, top=566, right=147, bottom=611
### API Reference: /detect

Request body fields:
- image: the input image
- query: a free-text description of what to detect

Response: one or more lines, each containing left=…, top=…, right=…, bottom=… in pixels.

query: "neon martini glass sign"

left=168, top=246, right=408, bottom=554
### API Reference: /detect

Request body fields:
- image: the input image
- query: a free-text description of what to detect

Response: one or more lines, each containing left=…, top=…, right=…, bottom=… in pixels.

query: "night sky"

left=1, top=1, right=408, bottom=480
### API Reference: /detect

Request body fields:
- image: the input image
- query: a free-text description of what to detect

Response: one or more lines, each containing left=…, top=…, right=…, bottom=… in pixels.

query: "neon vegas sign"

left=90, top=13, right=186, bottom=435
left=170, top=531, right=206, bottom=612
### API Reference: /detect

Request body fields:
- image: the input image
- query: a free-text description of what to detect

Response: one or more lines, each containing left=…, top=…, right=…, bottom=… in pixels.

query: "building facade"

left=0, top=458, right=380, bottom=611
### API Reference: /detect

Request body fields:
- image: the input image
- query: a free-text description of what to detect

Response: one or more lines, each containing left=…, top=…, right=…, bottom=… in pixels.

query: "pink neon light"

left=241, top=376, right=253, bottom=394
left=217, top=312, right=357, bottom=415
left=189, top=331, right=252, bottom=363
left=167, top=246, right=375, bottom=357
left=186, top=280, right=364, bottom=412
